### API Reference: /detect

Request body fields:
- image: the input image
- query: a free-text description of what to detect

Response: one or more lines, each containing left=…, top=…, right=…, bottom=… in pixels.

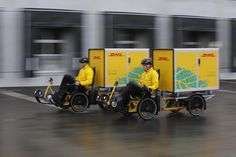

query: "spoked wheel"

left=138, top=98, right=158, bottom=120
left=187, top=95, right=205, bottom=116
left=70, top=92, right=89, bottom=112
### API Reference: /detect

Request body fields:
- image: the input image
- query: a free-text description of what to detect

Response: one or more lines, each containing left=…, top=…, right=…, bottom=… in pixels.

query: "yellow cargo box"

left=153, top=48, right=219, bottom=92
left=89, top=48, right=149, bottom=87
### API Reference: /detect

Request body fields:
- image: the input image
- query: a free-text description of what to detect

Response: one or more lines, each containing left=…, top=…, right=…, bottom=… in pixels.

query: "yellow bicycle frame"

left=43, top=80, right=55, bottom=98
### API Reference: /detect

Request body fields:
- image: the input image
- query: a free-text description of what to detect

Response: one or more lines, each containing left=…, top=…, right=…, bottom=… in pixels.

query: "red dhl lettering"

left=201, top=53, right=215, bottom=57
left=93, top=56, right=101, bottom=59
left=109, top=53, right=124, bottom=56
left=158, top=57, right=168, bottom=61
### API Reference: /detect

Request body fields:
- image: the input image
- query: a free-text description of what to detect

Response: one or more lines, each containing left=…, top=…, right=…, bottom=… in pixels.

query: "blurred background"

left=0, top=0, right=235, bottom=87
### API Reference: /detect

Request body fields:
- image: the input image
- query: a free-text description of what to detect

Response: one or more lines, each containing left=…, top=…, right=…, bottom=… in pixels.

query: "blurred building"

left=0, top=0, right=235, bottom=86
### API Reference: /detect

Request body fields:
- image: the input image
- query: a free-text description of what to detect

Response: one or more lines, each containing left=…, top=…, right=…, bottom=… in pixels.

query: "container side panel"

left=153, top=49, right=174, bottom=92
left=106, top=51, right=127, bottom=86
left=128, top=51, right=148, bottom=84
left=89, top=49, right=105, bottom=87
left=198, top=51, right=219, bottom=89
left=175, top=51, right=197, bottom=92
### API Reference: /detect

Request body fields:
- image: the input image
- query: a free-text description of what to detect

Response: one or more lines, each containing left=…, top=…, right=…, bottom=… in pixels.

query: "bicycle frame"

left=43, top=79, right=55, bottom=98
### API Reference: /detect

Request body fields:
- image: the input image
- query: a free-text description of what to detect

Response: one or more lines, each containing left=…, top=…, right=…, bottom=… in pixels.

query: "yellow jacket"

left=76, top=64, right=94, bottom=87
left=139, top=67, right=159, bottom=91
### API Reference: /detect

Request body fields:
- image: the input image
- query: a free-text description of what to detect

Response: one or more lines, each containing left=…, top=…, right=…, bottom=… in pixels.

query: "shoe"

left=46, top=94, right=55, bottom=104
left=115, top=98, right=128, bottom=113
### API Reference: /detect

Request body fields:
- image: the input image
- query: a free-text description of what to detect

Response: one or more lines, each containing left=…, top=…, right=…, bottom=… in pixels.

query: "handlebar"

left=49, top=77, right=53, bottom=82
left=114, top=81, right=119, bottom=86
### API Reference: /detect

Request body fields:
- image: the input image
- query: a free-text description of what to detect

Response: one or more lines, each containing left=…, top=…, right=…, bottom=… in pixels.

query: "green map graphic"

left=176, top=67, right=208, bottom=89
left=117, top=67, right=143, bottom=85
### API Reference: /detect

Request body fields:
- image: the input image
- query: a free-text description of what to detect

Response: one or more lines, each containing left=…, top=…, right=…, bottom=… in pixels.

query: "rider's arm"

left=138, top=73, right=145, bottom=86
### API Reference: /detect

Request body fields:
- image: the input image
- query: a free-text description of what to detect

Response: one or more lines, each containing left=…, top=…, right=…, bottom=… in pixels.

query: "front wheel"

left=70, top=92, right=89, bottom=112
left=138, top=98, right=158, bottom=120
left=34, top=89, right=44, bottom=103
left=187, top=95, right=205, bottom=116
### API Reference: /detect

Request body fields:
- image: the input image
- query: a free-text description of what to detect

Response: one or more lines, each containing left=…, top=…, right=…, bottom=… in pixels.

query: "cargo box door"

left=198, top=51, right=219, bottom=89
left=89, top=49, right=105, bottom=87
left=128, top=51, right=148, bottom=83
left=175, top=51, right=198, bottom=92
left=106, top=51, right=127, bottom=86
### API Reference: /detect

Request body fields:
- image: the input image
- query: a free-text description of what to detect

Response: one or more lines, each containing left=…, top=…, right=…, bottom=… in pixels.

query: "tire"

left=138, top=98, right=158, bottom=120
left=70, top=92, right=89, bottom=112
left=34, top=89, right=43, bottom=103
left=187, top=95, right=205, bottom=116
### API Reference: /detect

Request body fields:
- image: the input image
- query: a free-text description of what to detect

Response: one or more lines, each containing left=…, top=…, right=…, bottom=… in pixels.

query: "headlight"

left=96, top=95, right=100, bottom=101
left=35, top=90, right=43, bottom=98
left=103, top=96, right=107, bottom=100
left=111, top=101, right=117, bottom=108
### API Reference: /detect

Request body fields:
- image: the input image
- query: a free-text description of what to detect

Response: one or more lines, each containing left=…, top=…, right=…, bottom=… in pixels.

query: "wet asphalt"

left=0, top=81, right=236, bottom=157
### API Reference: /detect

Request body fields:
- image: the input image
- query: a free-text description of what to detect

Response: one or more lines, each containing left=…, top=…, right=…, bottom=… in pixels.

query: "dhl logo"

left=93, top=56, right=101, bottom=59
left=158, top=57, right=168, bottom=61
left=109, top=53, right=124, bottom=57
left=201, top=53, right=216, bottom=57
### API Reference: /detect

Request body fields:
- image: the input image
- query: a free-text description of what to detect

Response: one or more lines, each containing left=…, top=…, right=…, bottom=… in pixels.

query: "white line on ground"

left=221, top=80, right=236, bottom=84
left=217, top=89, right=236, bottom=94
left=0, top=89, right=98, bottom=112
left=0, top=89, right=58, bottom=109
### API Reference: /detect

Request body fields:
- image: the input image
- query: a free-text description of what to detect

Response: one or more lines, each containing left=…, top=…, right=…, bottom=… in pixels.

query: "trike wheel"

left=187, top=95, right=205, bottom=116
left=70, top=92, right=89, bottom=112
left=34, top=89, right=44, bottom=103
left=138, top=98, right=157, bottom=120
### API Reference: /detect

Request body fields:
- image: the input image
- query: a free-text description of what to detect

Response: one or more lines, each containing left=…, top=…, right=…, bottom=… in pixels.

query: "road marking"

left=0, top=89, right=58, bottom=109
left=0, top=89, right=98, bottom=112
left=221, top=80, right=236, bottom=84
left=217, top=89, right=236, bottom=94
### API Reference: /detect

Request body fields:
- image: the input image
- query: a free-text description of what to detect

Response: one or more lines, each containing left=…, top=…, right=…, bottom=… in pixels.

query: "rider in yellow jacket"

left=139, top=66, right=159, bottom=92
left=52, top=57, right=94, bottom=106
left=75, top=62, right=94, bottom=88
left=116, top=58, right=159, bottom=112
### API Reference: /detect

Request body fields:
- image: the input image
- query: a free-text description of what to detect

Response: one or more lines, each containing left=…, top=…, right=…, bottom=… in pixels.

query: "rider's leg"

left=59, top=75, right=75, bottom=90
left=52, top=75, right=75, bottom=106
left=116, top=82, right=143, bottom=112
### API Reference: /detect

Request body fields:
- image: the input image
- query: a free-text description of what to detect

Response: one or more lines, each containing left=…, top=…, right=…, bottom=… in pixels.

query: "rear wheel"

left=138, top=98, right=157, bottom=120
left=187, top=95, right=205, bottom=116
left=70, top=92, right=89, bottom=112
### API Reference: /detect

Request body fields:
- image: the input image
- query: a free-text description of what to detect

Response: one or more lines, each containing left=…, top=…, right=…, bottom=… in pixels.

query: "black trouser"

left=54, top=75, right=86, bottom=105
left=119, top=82, right=150, bottom=107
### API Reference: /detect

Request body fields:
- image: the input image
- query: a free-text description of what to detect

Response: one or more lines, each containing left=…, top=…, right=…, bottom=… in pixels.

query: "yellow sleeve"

left=75, top=72, right=80, bottom=81
left=148, top=71, right=159, bottom=90
left=139, top=73, right=145, bottom=85
left=80, top=69, right=94, bottom=86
